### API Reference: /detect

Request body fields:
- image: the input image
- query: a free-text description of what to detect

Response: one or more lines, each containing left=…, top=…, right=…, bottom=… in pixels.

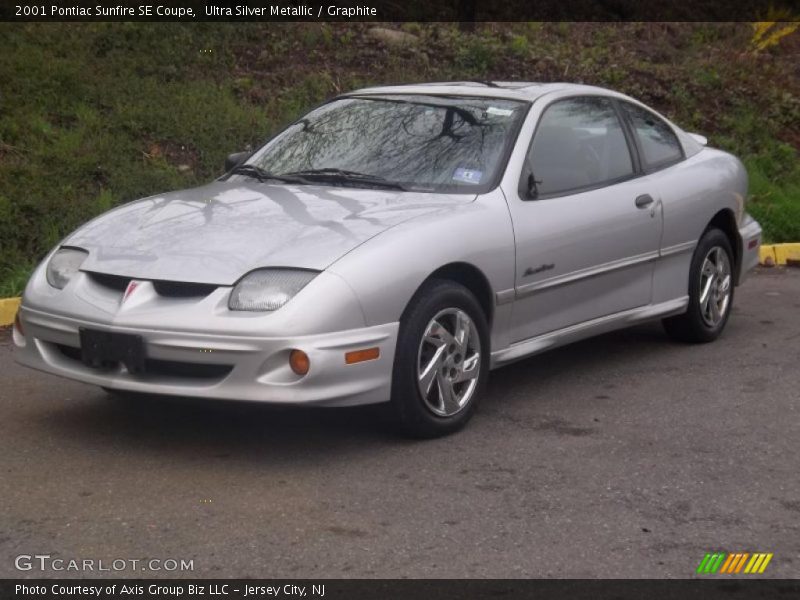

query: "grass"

left=746, top=148, right=800, bottom=243
left=0, top=23, right=798, bottom=297
left=0, top=262, right=34, bottom=298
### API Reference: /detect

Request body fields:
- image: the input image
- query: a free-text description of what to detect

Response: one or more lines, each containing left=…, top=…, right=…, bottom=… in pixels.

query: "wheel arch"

left=406, top=262, right=495, bottom=327
left=704, top=209, right=741, bottom=284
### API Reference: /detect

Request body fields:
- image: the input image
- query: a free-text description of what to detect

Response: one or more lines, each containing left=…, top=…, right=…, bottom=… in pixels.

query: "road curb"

left=759, top=243, right=800, bottom=267
left=0, top=297, right=21, bottom=326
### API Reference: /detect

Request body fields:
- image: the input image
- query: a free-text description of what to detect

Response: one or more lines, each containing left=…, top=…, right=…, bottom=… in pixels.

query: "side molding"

left=490, top=296, right=689, bottom=368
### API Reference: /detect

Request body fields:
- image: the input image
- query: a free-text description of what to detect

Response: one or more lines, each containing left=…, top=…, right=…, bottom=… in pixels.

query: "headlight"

left=46, top=248, right=89, bottom=289
left=228, top=268, right=319, bottom=311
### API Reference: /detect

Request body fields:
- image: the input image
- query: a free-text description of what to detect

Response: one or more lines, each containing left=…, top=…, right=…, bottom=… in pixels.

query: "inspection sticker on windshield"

left=453, top=168, right=483, bottom=184
left=486, top=106, right=514, bottom=116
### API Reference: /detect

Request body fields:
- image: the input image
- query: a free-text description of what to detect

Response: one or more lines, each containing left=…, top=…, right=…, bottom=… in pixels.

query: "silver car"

left=13, top=82, right=762, bottom=437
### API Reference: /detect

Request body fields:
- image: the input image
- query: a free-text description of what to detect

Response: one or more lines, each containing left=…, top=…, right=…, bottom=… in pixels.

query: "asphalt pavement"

left=1, top=267, right=798, bottom=579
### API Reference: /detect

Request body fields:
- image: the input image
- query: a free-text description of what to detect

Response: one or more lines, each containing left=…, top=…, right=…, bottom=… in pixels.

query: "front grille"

left=143, top=359, right=232, bottom=379
left=86, top=272, right=218, bottom=298
left=152, top=280, right=217, bottom=298
left=56, top=344, right=83, bottom=362
left=54, top=344, right=233, bottom=380
left=87, top=272, right=129, bottom=291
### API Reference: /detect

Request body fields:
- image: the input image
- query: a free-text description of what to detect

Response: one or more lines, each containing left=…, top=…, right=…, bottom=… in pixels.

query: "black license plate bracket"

left=79, top=328, right=146, bottom=373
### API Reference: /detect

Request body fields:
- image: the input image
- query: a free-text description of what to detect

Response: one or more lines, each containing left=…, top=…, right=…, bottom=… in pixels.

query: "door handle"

left=635, top=194, right=654, bottom=209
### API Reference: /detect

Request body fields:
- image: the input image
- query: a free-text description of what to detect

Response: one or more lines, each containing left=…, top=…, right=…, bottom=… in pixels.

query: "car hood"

left=68, top=180, right=471, bottom=285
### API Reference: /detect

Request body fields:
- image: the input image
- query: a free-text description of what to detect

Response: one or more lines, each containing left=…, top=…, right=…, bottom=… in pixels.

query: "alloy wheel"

left=416, top=308, right=481, bottom=417
left=699, top=245, right=732, bottom=327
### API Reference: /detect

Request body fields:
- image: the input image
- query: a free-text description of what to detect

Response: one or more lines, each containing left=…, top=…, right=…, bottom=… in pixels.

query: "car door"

left=505, top=96, right=663, bottom=343
left=616, top=100, right=690, bottom=306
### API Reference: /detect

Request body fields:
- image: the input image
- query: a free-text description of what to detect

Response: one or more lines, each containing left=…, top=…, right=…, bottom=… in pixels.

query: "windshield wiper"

left=230, top=164, right=308, bottom=185
left=284, top=168, right=408, bottom=191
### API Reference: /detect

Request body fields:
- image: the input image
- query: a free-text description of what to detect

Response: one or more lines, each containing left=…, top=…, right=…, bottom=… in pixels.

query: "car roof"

left=345, top=81, right=620, bottom=102
left=343, top=81, right=705, bottom=159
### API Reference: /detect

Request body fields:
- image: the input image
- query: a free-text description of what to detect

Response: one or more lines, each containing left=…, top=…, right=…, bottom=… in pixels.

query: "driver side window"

left=523, top=97, right=634, bottom=198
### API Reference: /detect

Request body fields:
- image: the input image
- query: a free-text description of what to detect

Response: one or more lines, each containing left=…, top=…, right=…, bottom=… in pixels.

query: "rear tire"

left=390, top=279, right=490, bottom=438
left=663, top=228, right=735, bottom=343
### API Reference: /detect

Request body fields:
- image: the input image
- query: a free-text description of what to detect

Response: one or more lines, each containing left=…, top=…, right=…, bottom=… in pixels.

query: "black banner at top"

left=2, top=0, right=800, bottom=22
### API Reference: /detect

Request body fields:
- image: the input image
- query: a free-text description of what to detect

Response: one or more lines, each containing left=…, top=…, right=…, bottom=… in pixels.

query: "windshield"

left=240, top=95, right=528, bottom=193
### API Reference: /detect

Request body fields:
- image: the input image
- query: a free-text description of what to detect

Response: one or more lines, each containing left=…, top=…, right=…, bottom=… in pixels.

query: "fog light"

left=289, top=349, right=310, bottom=376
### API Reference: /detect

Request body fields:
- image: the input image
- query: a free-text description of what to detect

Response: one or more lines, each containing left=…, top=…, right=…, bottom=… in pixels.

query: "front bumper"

left=14, top=306, right=398, bottom=407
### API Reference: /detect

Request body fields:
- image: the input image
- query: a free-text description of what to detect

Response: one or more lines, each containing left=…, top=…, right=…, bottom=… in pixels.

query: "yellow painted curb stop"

left=0, top=297, right=21, bottom=327
left=760, top=243, right=800, bottom=267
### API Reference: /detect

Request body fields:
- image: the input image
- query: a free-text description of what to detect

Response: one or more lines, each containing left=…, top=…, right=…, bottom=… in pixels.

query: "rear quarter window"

left=620, top=102, right=683, bottom=171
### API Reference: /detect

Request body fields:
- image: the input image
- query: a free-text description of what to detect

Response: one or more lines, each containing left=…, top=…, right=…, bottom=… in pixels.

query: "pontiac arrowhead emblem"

left=122, top=280, right=141, bottom=304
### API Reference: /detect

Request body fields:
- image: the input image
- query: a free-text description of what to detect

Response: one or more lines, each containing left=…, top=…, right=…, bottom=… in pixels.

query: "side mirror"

left=526, top=173, right=540, bottom=199
left=225, top=151, right=249, bottom=172
left=518, top=162, right=541, bottom=200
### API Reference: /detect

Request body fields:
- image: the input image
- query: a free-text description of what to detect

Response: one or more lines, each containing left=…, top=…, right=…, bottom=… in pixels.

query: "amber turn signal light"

left=289, top=349, right=310, bottom=376
left=345, top=347, right=380, bottom=365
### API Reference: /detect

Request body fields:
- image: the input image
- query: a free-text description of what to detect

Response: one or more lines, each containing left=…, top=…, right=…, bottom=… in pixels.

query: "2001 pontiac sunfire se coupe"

left=14, top=82, right=762, bottom=437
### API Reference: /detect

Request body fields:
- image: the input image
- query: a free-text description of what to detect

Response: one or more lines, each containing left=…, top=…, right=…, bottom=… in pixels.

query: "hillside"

left=1, top=22, right=798, bottom=295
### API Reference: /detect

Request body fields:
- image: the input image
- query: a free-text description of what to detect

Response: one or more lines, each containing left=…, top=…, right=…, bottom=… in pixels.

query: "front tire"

left=390, top=279, right=490, bottom=438
left=663, top=228, right=735, bottom=343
